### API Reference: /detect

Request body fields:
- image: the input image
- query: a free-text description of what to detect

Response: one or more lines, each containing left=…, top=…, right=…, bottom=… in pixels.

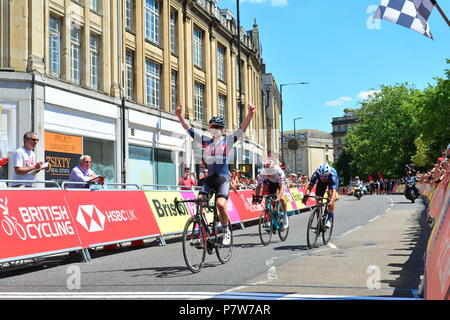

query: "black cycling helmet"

left=209, top=116, right=226, bottom=128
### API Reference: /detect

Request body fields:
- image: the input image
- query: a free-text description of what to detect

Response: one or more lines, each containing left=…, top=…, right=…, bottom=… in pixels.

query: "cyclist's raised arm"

left=239, top=103, right=256, bottom=132
left=175, top=104, right=192, bottom=132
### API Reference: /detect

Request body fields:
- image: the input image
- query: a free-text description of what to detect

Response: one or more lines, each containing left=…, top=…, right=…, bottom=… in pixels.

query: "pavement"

left=228, top=199, right=431, bottom=299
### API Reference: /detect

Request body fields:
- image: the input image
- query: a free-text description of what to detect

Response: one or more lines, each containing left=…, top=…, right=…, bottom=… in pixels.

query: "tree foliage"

left=338, top=59, right=450, bottom=180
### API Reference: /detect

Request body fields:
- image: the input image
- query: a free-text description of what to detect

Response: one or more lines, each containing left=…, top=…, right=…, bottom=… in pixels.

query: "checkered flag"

left=374, top=0, right=435, bottom=39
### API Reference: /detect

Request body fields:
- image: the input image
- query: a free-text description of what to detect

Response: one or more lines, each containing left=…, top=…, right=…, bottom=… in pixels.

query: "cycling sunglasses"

left=209, top=124, right=224, bottom=129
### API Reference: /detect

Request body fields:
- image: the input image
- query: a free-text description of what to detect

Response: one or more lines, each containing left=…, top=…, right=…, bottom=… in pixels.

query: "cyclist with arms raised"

left=254, top=158, right=288, bottom=230
left=303, top=163, right=339, bottom=228
left=176, top=103, right=256, bottom=245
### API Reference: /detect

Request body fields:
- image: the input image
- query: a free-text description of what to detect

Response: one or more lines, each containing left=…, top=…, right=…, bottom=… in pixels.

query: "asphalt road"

left=0, top=194, right=430, bottom=300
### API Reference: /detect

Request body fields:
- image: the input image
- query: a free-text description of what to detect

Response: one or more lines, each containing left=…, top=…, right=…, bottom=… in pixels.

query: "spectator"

left=68, top=155, right=98, bottom=188
left=178, top=167, right=196, bottom=190
left=11, top=131, right=44, bottom=187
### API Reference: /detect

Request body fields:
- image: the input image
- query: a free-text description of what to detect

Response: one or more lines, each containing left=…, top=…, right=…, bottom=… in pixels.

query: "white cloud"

left=324, top=96, right=353, bottom=107
left=357, top=90, right=380, bottom=100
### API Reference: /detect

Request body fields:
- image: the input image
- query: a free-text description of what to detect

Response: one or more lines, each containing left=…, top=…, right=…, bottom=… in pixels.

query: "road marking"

left=385, top=207, right=391, bottom=212
left=342, top=226, right=361, bottom=236
left=369, top=215, right=381, bottom=222
left=327, top=242, right=338, bottom=249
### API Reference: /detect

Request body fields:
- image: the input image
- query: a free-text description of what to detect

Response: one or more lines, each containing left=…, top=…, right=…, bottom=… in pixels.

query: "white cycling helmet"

left=318, top=163, right=331, bottom=177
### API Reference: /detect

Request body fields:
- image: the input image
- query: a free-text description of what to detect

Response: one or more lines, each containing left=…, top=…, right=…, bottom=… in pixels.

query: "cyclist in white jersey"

left=176, top=103, right=256, bottom=245
left=254, top=159, right=288, bottom=230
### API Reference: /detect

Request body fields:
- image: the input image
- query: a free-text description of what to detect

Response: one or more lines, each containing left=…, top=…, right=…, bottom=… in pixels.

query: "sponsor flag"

left=373, top=0, right=435, bottom=38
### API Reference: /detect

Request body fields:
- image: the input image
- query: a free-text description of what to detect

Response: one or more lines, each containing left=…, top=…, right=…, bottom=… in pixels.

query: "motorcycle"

left=353, top=185, right=363, bottom=200
left=404, top=176, right=419, bottom=203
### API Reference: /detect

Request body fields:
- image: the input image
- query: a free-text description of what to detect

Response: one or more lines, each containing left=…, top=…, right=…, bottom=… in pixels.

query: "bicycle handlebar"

left=303, top=195, right=331, bottom=203
left=252, top=194, right=278, bottom=204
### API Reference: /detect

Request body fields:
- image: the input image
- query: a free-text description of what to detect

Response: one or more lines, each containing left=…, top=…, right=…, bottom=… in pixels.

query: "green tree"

left=344, top=84, right=420, bottom=178
left=414, top=59, right=450, bottom=164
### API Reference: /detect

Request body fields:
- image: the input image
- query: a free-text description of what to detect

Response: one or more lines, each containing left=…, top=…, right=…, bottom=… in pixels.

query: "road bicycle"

left=252, top=194, right=289, bottom=246
left=174, top=193, right=232, bottom=273
left=304, top=195, right=333, bottom=249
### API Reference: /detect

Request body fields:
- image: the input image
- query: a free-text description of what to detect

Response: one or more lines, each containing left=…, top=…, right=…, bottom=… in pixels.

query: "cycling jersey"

left=188, top=128, right=243, bottom=180
left=309, top=167, right=339, bottom=196
left=257, top=166, right=286, bottom=184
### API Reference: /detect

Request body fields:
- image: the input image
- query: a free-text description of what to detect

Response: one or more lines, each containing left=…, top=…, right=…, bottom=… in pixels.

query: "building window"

left=125, top=50, right=135, bottom=100
left=71, top=27, right=82, bottom=84
left=125, top=0, right=134, bottom=30
left=170, top=10, right=177, bottom=54
left=171, top=70, right=178, bottom=112
left=193, top=28, right=203, bottom=68
left=90, top=0, right=99, bottom=12
left=145, top=59, right=161, bottom=109
left=49, top=16, right=61, bottom=78
left=90, top=34, right=100, bottom=90
left=194, top=82, right=204, bottom=122
left=217, top=45, right=225, bottom=81
left=218, top=94, right=226, bottom=120
left=145, top=0, right=160, bottom=45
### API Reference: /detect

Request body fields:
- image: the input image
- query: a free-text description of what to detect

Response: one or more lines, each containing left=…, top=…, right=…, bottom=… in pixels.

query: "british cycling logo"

left=76, top=205, right=106, bottom=232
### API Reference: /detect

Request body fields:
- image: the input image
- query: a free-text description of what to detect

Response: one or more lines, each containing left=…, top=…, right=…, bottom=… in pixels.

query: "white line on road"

left=369, top=215, right=381, bottom=222
left=342, top=226, right=361, bottom=236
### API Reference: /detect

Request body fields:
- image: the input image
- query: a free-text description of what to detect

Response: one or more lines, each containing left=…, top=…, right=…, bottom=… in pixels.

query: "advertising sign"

left=145, top=191, right=193, bottom=235
left=64, top=190, right=161, bottom=248
left=44, top=132, right=82, bottom=185
left=0, top=190, right=83, bottom=262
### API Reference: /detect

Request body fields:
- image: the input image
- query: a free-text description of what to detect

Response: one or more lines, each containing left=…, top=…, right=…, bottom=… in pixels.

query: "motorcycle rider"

left=404, top=168, right=419, bottom=202
left=353, top=176, right=364, bottom=198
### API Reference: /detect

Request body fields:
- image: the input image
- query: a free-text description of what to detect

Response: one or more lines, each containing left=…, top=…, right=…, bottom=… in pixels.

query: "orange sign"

left=45, top=132, right=82, bottom=154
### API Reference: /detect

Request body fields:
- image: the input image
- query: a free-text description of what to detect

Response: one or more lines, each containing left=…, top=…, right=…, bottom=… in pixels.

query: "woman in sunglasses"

left=176, top=103, right=255, bottom=245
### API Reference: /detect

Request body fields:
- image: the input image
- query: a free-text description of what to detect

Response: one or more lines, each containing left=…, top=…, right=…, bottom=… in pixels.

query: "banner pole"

left=434, top=1, right=450, bottom=27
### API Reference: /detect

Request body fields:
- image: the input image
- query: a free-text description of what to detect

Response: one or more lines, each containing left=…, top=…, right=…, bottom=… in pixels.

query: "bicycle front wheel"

left=307, top=209, right=321, bottom=249
left=259, top=209, right=273, bottom=246
left=215, top=218, right=233, bottom=264
left=182, top=216, right=206, bottom=273
left=278, top=212, right=289, bottom=242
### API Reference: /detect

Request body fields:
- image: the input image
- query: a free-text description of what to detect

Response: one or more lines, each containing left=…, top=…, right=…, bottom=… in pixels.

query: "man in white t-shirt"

left=11, top=132, right=44, bottom=187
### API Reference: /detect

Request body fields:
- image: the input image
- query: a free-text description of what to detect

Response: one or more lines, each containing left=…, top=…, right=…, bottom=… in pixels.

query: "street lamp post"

left=280, top=82, right=309, bottom=165
left=294, top=117, right=303, bottom=174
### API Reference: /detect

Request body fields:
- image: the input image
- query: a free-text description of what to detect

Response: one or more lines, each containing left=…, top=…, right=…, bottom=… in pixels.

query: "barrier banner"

left=145, top=191, right=195, bottom=235
left=285, top=188, right=298, bottom=212
left=230, top=190, right=264, bottom=222
left=65, top=190, right=160, bottom=248
left=428, top=180, right=447, bottom=219
left=0, top=190, right=83, bottom=262
left=424, top=173, right=450, bottom=300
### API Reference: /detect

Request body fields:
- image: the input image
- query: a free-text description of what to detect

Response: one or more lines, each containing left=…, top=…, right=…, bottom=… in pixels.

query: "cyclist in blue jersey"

left=303, top=163, right=339, bottom=228
left=176, top=103, right=256, bottom=245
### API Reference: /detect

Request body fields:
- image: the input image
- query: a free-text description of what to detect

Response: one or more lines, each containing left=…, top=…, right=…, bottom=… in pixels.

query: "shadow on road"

left=382, top=203, right=431, bottom=298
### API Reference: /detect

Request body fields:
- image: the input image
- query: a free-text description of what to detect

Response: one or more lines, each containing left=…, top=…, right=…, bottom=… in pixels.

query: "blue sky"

left=220, top=0, right=450, bottom=133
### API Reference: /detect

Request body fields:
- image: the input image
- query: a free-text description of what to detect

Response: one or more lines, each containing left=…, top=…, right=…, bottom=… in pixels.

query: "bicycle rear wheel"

left=259, top=209, right=273, bottom=246
left=215, top=217, right=233, bottom=264
left=278, top=212, right=289, bottom=242
left=182, top=216, right=206, bottom=273
left=322, top=215, right=333, bottom=245
left=307, top=209, right=321, bottom=249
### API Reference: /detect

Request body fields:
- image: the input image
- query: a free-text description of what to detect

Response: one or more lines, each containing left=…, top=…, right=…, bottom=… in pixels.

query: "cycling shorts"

left=200, top=174, right=230, bottom=200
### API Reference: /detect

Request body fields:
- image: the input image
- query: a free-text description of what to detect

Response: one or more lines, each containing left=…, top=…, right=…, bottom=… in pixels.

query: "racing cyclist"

left=303, top=163, right=339, bottom=228
left=254, top=159, right=288, bottom=230
left=176, top=103, right=256, bottom=245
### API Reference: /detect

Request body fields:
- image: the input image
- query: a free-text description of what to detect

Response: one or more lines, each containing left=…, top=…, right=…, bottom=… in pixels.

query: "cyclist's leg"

left=215, top=181, right=232, bottom=245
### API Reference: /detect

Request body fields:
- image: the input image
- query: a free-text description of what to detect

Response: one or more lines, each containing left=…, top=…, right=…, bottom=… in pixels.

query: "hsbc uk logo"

left=76, top=205, right=106, bottom=232
left=76, top=205, right=138, bottom=232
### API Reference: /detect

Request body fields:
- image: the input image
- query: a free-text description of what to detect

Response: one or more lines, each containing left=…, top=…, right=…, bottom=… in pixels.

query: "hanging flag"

left=374, top=0, right=434, bottom=38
